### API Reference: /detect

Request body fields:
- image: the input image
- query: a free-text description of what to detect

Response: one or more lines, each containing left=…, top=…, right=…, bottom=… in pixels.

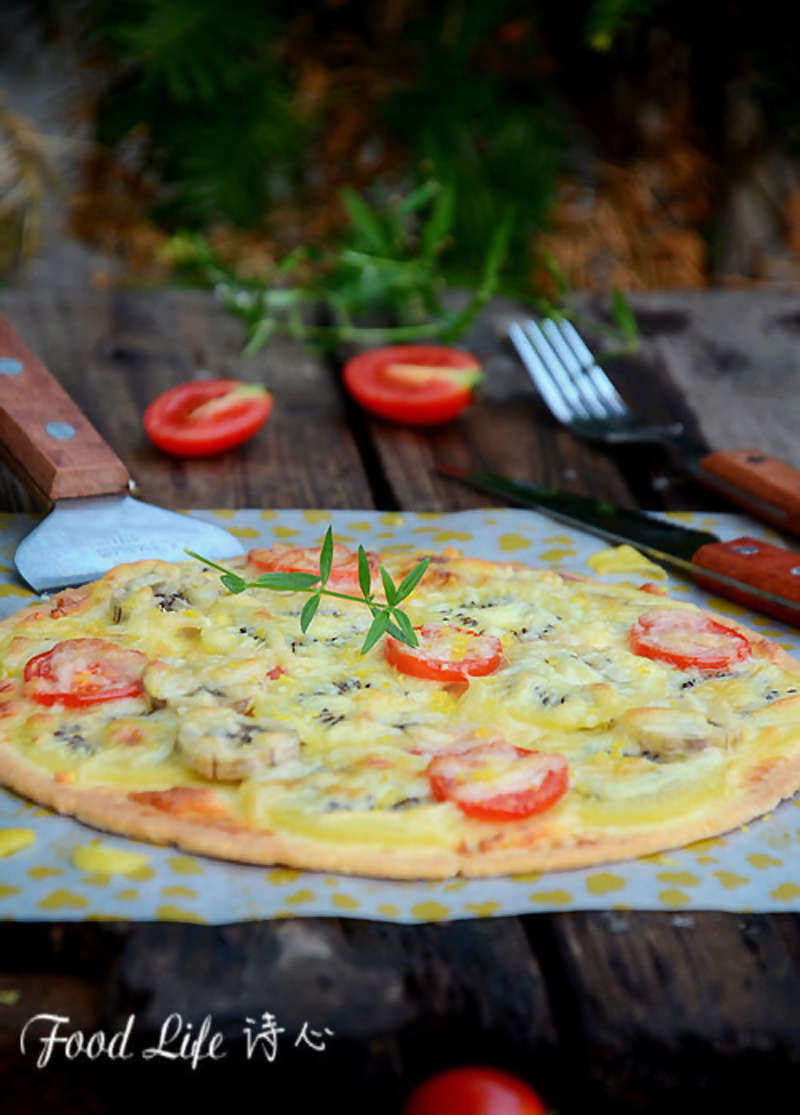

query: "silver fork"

left=508, top=317, right=694, bottom=452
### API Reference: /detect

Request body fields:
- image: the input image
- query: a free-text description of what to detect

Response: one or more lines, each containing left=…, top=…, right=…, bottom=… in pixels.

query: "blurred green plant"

left=382, top=4, right=562, bottom=293
left=90, top=0, right=305, bottom=226
left=167, top=181, right=512, bottom=352
left=584, top=0, right=663, bottom=51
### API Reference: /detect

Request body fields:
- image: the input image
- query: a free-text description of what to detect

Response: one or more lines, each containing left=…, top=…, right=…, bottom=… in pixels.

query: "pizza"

left=0, top=538, right=799, bottom=880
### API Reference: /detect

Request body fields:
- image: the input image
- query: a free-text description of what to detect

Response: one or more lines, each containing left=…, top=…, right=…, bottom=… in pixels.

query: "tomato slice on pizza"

left=629, top=609, right=751, bottom=671
left=248, top=543, right=377, bottom=594
left=385, top=624, right=503, bottom=682
left=24, top=639, right=147, bottom=707
left=427, top=741, right=569, bottom=821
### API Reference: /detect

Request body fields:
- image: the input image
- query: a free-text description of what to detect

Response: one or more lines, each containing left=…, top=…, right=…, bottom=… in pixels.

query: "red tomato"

left=343, top=344, right=482, bottom=425
left=248, top=543, right=378, bottom=594
left=427, top=741, right=569, bottom=822
left=143, top=379, right=272, bottom=457
left=385, top=625, right=503, bottom=682
left=403, top=1066, right=548, bottom=1115
left=24, top=639, right=147, bottom=707
left=629, top=608, right=751, bottom=671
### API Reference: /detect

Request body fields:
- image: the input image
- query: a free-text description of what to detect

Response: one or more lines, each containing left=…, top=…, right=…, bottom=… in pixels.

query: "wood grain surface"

left=1, top=288, right=799, bottom=1113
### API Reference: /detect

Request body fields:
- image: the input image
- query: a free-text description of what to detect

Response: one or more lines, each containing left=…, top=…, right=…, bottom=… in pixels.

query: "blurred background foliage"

left=6, top=0, right=800, bottom=302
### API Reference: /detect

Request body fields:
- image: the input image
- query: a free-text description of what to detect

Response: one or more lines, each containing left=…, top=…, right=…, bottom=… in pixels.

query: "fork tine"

left=554, top=319, right=629, bottom=418
left=539, top=318, right=615, bottom=421
left=519, top=321, right=593, bottom=421
left=508, top=321, right=576, bottom=424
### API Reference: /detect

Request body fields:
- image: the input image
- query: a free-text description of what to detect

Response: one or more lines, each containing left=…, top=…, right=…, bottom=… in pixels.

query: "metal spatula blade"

left=15, top=495, right=243, bottom=593
left=0, top=313, right=243, bottom=594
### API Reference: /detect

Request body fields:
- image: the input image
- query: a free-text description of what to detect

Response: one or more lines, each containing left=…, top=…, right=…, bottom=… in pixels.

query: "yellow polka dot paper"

left=1, top=506, right=800, bottom=923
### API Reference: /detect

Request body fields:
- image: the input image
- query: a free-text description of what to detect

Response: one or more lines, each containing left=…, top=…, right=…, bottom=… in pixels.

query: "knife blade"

left=439, top=466, right=800, bottom=626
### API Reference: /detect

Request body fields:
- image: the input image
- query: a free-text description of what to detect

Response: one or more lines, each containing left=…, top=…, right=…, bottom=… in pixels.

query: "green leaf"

left=421, top=183, right=454, bottom=260
left=396, top=178, right=440, bottom=216
left=276, top=245, right=307, bottom=276
left=439, top=211, right=512, bottom=342
left=360, top=610, right=389, bottom=655
left=357, top=546, right=372, bottom=599
left=385, top=618, right=406, bottom=641
left=243, top=316, right=277, bottom=357
left=612, top=288, right=639, bottom=349
left=319, top=526, right=334, bottom=584
left=380, top=566, right=398, bottom=606
left=394, top=557, right=430, bottom=603
left=221, top=572, right=247, bottom=594
left=340, top=188, right=390, bottom=255
left=300, top=593, right=321, bottom=633
left=390, top=609, right=418, bottom=647
left=184, top=550, right=233, bottom=575
left=252, top=571, right=321, bottom=591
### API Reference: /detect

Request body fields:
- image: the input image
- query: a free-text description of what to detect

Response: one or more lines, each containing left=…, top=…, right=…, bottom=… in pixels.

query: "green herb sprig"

left=167, top=181, right=512, bottom=354
left=187, top=526, right=429, bottom=655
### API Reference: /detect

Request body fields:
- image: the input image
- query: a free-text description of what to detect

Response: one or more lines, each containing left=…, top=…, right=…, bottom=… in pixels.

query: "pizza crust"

left=1, top=552, right=799, bottom=879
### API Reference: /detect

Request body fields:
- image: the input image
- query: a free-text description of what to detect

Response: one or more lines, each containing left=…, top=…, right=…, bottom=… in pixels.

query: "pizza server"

left=440, top=466, right=800, bottom=627
left=0, top=313, right=243, bottom=592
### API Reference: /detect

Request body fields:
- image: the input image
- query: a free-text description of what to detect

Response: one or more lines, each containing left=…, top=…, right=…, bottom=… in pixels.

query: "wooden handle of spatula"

left=0, top=314, right=130, bottom=502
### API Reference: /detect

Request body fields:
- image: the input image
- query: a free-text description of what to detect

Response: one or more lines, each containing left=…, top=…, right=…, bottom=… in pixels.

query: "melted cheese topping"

left=586, top=544, right=667, bottom=579
left=1, top=554, right=798, bottom=851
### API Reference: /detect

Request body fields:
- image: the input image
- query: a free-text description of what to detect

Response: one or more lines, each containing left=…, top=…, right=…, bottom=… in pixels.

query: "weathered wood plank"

left=614, top=289, right=800, bottom=466
left=113, top=917, right=557, bottom=1043
left=2, top=917, right=560, bottom=1114
left=0, top=289, right=374, bottom=511
left=527, top=910, right=800, bottom=1111
left=347, top=297, right=639, bottom=512
left=2, top=289, right=800, bottom=1115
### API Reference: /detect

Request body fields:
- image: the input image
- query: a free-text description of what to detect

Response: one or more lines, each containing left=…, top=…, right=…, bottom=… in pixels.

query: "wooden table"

left=1, top=287, right=799, bottom=1111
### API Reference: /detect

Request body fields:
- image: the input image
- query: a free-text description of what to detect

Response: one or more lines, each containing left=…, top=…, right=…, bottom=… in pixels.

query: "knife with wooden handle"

left=439, top=466, right=800, bottom=627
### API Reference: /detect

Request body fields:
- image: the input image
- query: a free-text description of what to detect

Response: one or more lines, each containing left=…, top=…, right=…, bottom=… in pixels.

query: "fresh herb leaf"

left=184, top=550, right=235, bottom=576
left=220, top=572, right=247, bottom=594
left=395, top=557, right=430, bottom=602
left=252, top=571, right=321, bottom=591
left=300, top=593, right=321, bottom=633
left=187, top=527, right=428, bottom=655
left=390, top=608, right=418, bottom=646
left=380, top=566, right=398, bottom=606
left=319, top=526, right=334, bottom=585
left=385, top=618, right=407, bottom=641
left=361, top=610, right=389, bottom=654
left=357, top=545, right=372, bottom=598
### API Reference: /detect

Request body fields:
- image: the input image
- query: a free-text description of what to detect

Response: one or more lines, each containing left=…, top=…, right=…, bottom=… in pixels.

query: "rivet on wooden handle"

left=0, top=315, right=130, bottom=503
left=692, top=535, right=800, bottom=626
left=697, top=449, right=800, bottom=534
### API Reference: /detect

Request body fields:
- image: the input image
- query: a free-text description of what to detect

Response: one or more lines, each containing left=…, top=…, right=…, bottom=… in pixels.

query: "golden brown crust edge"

left=2, top=730, right=800, bottom=879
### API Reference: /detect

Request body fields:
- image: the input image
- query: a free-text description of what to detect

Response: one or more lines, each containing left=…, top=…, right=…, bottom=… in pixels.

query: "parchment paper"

left=0, top=507, right=798, bottom=922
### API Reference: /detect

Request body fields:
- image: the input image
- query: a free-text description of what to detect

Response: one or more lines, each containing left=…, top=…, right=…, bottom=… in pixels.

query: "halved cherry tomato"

left=629, top=608, right=751, bottom=671
left=427, top=741, right=569, bottom=821
left=24, top=639, right=147, bottom=707
left=343, top=344, right=482, bottom=425
left=403, top=1066, right=548, bottom=1115
left=385, top=624, right=503, bottom=682
left=248, top=543, right=378, bottom=594
left=143, top=379, right=272, bottom=457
